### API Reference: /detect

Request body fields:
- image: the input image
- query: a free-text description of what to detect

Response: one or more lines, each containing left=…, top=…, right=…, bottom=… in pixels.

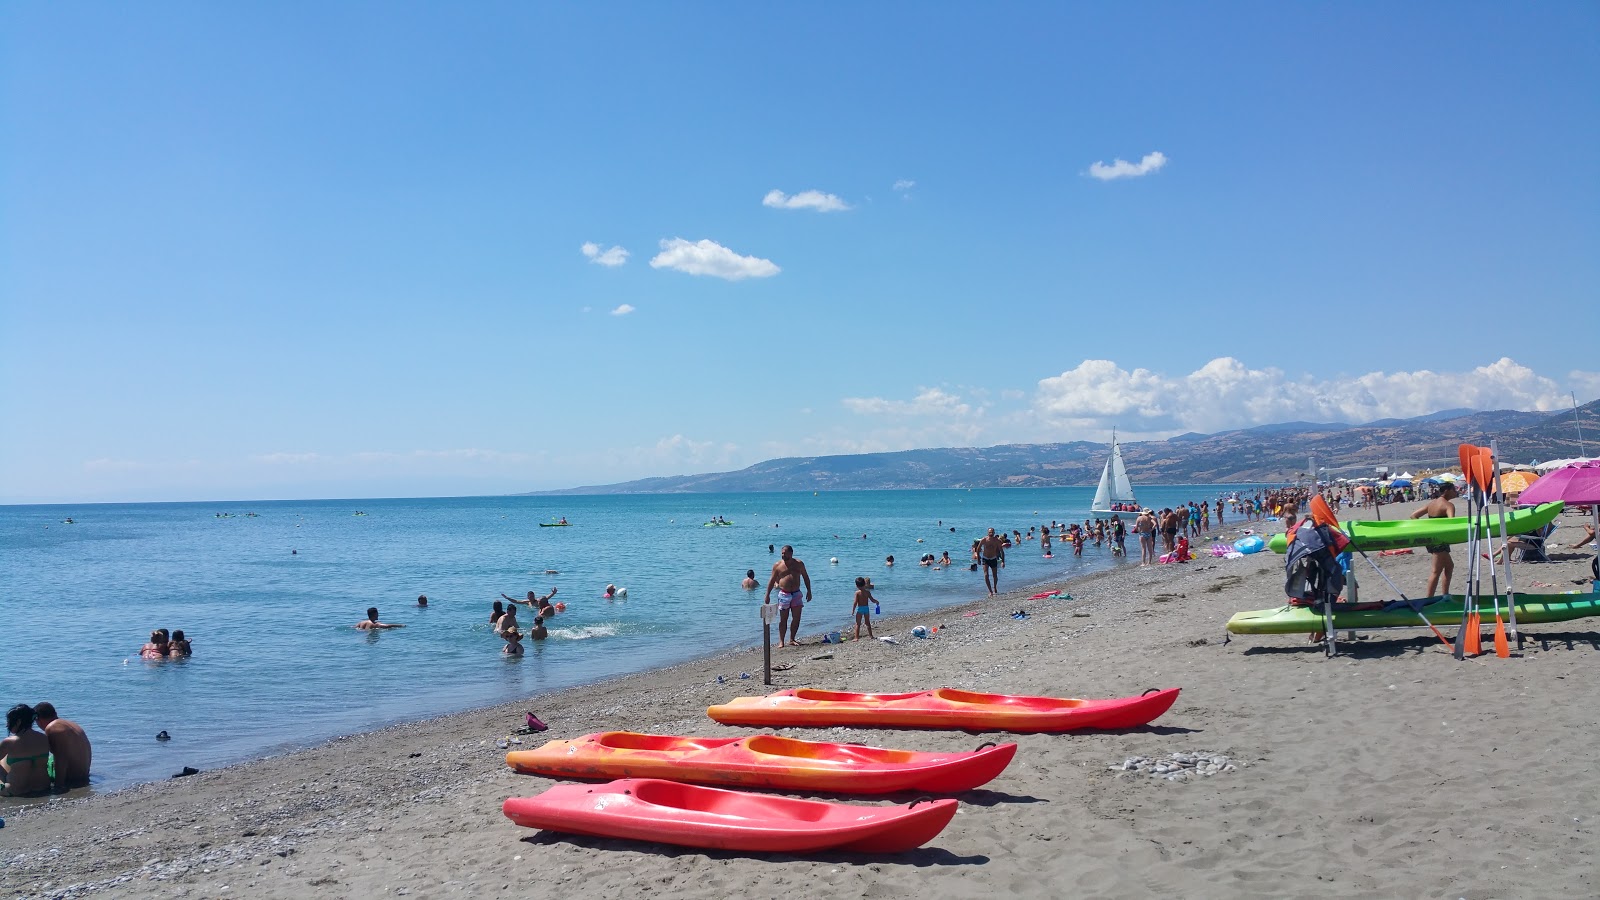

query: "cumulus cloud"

left=1033, top=357, right=1591, bottom=436
left=762, top=189, right=851, bottom=212
left=581, top=242, right=630, bottom=267
left=1086, top=151, right=1168, bottom=181
left=649, top=238, right=780, bottom=280
left=842, top=388, right=976, bottom=418
left=610, top=304, right=635, bottom=316
left=892, top=179, right=915, bottom=192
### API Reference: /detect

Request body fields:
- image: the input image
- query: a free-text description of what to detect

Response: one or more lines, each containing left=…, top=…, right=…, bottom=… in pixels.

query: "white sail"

left=1090, top=433, right=1138, bottom=512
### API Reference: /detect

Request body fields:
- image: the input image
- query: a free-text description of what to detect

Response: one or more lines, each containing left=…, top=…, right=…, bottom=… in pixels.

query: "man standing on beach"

left=765, top=545, right=812, bottom=647
left=1411, top=482, right=1459, bottom=596
left=33, top=702, right=90, bottom=790
left=1135, top=508, right=1158, bottom=565
left=978, top=528, right=1006, bottom=595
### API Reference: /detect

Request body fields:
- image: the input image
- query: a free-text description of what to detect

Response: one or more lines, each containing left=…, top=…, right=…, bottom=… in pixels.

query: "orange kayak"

left=708, top=687, right=1179, bottom=733
left=502, top=778, right=958, bottom=853
left=506, top=731, right=1017, bottom=793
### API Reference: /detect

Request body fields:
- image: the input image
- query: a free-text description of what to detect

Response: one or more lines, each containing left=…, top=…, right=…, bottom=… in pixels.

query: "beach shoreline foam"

left=4, top=499, right=1596, bottom=898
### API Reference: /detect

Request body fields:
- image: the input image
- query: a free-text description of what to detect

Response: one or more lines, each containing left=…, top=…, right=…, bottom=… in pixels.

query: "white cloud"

left=892, top=179, right=915, bottom=192
left=649, top=238, right=780, bottom=281
left=842, top=387, right=976, bottom=418
left=610, top=304, right=635, bottom=316
left=1087, top=151, right=1168, bottom=181
left=251, top=452, right=323, bottom=465
left=1032, top=357, right=1593, bottom=436
left=581, top=242, right=630, bottom=267
left=762, top=189, right=851, bottom=212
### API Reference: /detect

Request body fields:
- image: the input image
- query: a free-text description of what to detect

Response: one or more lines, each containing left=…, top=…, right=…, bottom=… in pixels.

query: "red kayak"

left=506, top=731, right=1016, bottom=793
left=502, top=778, right=958, bottom=853
left=708, top=687, right=1179, bottom=733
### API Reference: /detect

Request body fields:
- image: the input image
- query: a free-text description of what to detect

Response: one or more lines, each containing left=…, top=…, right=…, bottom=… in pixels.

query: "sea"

left=0, top=485, right=1266, bottom=792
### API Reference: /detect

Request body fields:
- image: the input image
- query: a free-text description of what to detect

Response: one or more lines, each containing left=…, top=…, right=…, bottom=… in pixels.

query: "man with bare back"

left=1411, top=482, right=1459, bottom=596
left=765, top=545, right=812, bottom=647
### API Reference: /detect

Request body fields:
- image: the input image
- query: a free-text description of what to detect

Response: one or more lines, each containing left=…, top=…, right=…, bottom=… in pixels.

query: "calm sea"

left=0, top=485, right=1260, bottom=791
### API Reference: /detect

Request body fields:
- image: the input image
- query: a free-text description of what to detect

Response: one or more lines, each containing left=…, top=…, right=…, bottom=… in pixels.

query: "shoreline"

left=6, top=500, right=1596, bottom=898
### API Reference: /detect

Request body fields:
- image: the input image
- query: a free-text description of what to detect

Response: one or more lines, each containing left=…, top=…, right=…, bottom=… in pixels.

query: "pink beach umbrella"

left=1516, top=460, right=1600, bottom=506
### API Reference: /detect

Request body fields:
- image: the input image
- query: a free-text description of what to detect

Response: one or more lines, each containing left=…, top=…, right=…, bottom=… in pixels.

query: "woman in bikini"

left=2, top=704, right=53, bottom=796
left=140, top=629, right=171, bottom=660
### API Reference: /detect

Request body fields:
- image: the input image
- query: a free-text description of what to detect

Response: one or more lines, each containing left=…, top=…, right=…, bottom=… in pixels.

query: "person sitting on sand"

left=851, top=576, right=877, bottom=641
left=742, top=569, right=759, bottom=589
left=356, top=607, right=404, bottom=630
left=501, top=626, right=524, bottom=656
left=1572, top=523, right=1596, bottom=550
left=33, top=702, right=90, bottom=790
left=169, top=630, right=193, bottom=657
left=140, top=629, right=171, bottom=659
left=529, top=615, right=548, bottom=641
left=1, top=704, right=52, bottom=797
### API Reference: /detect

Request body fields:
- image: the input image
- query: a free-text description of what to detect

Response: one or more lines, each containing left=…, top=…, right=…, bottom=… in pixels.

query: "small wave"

left=548, top=623, right=618, bottom=641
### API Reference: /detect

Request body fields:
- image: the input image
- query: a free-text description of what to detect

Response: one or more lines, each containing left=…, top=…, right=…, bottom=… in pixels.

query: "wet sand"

left=4, top=500, right=1597, bottom=899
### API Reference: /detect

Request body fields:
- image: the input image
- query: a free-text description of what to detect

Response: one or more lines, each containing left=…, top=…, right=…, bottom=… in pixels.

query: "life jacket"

left=1284, top=517, right=1349, bottom=607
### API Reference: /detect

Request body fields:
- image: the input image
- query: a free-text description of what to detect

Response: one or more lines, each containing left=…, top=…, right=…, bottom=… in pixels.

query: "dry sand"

left=3, top=501, right=1597, bottom=899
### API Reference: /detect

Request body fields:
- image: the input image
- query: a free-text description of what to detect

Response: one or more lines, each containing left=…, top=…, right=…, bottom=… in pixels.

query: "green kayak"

left=1266, top=502, right=1564, bottom=553
left=1227, top=592, right=1600, bottom=634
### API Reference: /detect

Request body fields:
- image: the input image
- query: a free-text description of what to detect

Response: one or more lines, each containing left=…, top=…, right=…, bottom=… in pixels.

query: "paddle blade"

left=1311, top=495, right=1340, bottom=528
left=1465, top=612, right=1482, bottom=656
left=1457, top=444, right=1477, bottom=484
left=1475, top=450, right=1495, bottom=494
left=1494, top=614, right=1509, bottom=658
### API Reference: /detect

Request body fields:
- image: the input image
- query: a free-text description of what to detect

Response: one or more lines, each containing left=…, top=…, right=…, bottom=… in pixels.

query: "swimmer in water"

left=356, top=607, right=404, bottom=630
left=529, top=615, right=548, bottom=641
left=742, top=569, right=759, bottom=590
left=501, top=627, right=524, bottom=656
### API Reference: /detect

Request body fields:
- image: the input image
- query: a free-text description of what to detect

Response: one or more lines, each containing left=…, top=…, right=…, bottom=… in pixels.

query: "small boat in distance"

left=1090, top=430, right=1139, bottom=513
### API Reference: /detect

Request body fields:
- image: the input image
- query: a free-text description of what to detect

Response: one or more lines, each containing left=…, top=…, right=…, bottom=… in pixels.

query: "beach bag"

left=1284, top=517, right=1347, bottom=607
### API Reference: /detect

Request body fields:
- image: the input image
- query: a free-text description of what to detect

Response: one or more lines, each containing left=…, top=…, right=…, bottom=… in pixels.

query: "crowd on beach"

left=745, top=490, right=1309, bottom=649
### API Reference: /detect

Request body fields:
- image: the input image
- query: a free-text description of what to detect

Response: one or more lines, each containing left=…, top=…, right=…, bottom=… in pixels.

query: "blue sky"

left=3, top=3, right=1597, bottom=503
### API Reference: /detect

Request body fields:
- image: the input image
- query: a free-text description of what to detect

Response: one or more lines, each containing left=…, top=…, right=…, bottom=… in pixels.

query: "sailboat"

left=1090, top=431, right=1139, bottom=513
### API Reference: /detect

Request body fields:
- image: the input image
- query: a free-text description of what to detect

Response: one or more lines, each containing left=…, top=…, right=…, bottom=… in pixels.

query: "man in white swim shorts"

left=764, top=545, right=812, bottom=648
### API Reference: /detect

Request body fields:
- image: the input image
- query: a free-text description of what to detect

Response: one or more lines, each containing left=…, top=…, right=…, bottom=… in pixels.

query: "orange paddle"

left=1475, top=451, right=1512, bottom=658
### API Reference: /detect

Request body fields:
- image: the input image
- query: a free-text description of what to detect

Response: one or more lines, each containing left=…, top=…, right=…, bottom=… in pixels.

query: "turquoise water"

left=0, top=485, right=1260, bottom=790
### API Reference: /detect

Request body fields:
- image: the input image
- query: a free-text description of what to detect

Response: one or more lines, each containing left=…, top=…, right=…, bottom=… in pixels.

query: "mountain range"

left=538, top=401, right=1600, bottom=494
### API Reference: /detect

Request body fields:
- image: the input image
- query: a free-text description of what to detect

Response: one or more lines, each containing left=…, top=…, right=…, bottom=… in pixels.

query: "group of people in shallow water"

left=139, top=628, right=193, bottom=659
left=348, top=587, right=587, bottom=656
left=1, top=702, right=92, bottom=796
left=489, top=588, right=567, bottom=655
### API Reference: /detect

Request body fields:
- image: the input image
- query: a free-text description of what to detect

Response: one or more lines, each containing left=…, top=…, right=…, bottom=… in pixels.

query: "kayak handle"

left=974, top=741, right=999, bottom=751
left=1142, top=688, right=1163, bottom=696
left=908, top=796, right=937, bottom=809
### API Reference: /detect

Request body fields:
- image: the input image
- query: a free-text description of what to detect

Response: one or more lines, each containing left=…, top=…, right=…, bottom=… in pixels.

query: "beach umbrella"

left=1390, top=478, right=1412, bottom=488
left=1515, top=460, right=1600, bottom=506
left=1497, top=470, right=1540, bottom=495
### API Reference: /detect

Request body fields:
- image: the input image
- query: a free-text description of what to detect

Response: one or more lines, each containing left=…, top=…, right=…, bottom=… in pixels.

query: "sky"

left=2, top=3, right=1597, bottom=504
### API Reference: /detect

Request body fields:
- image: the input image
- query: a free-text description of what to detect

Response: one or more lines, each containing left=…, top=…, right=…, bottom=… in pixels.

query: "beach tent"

left=1535, top=456, right=1600, bottom=472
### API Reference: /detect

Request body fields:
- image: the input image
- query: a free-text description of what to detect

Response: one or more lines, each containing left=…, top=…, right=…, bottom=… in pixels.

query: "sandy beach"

left=4, top=500, right=1597, bottom=899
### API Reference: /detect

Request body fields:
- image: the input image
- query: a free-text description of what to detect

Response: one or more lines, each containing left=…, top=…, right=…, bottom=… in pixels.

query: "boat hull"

left=506, top=732, right=1017, bottom=793
left=706, top=687, right=1179, bottom=733
left=1266, top=502, right=1563, bottom=553
left=502, top=778, right=958, bottom=853
left=1226, top=593, right=1600, bottom=634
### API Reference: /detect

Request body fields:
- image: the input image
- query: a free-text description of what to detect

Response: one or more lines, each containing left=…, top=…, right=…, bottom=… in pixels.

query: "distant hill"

left=536, top=401, right=1600, bottom=494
